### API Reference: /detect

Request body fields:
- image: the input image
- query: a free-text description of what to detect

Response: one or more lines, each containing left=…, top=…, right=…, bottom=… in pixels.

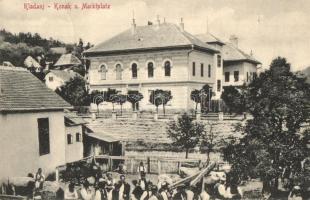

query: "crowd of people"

left=62, top=161, right=244, bottom=200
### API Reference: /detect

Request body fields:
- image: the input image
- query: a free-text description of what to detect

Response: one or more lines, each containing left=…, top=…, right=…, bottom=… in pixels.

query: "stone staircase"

left=85, top=118, right=241, bottom=151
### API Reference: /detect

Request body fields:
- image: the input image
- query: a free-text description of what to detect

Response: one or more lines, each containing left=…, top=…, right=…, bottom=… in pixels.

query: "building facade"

left=45, top=70, right=82, bottom=91
left=196, top=33, right=261, bottom=88
left=84, top=21, right=223, bottom=111
left=0, top=66, right=72, bottom=179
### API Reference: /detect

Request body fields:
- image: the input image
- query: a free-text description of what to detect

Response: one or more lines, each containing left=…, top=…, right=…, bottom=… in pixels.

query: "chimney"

left=156, top=15, right=160, bottom=25
left=131, top=18, right=136, bottom=35
left=179, top=18, right=184, bottom=31
left=229, top=35, right=238, bottom=47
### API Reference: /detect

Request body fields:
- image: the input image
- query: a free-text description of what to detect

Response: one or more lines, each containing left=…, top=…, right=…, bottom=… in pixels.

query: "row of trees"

left=55, top=76, right=174, bottom=115
left=91, top=89, right=173, bottom=115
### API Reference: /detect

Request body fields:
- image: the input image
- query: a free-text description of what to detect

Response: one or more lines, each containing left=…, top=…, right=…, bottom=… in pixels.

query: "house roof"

left=24, top=56, right=42, bottom=69
left=47, top=70, right=82, bottom=82
left=195, top=32, right=261, bottom=65
left=84, top=23, right=219, bottom=55
left=49, top=47, right=67, bottom=55
left=54, top=54, right=82, bottom=67
left=195, top=33, right=225, bottom=45
left=222, top=43, right=261, bottom=64
left=0, top=66, right=72, bottom=112
left=65, top=111, right=88, bottom=126
left=85, top=131, right=119, bottom=143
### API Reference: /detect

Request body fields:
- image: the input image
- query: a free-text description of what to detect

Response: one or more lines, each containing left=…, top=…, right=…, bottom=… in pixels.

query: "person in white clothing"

left=64, top=182, right=78, bottom=200
left=80, top=180, right=95, bottom=200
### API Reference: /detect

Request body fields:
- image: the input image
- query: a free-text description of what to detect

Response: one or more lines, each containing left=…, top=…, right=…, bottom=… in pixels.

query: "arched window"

left=116, top=64, right=122, bottom=80
left=147, top=62, right=154, bottom=78
left=132, top=63, right=138, bottom=78
left=164, top=61, right=171, bottom=77
left=99, top=65, right=107, bottom=80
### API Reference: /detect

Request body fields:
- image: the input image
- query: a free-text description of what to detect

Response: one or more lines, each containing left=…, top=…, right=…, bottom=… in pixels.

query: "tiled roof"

left=195, top=32, right=261, bottom=64
left=85, top=23, right=218, bottom=54
left=195, top=33, right=225, bottom=45
left=222, top=43, right=261, bottom=64
left=0, top=66, right=72, bottom=112
left=54, top=54, right=82, bottom=66
left=65, top=111, right=88, bottom=126
left=85, top=131, right=119, bottom=143
left=47, top=70, right=82, bottom=82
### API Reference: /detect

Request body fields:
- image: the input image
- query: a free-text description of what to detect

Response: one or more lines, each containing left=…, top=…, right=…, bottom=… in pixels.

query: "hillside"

left=301, top=66, right=310, bottom=83
left=0, top=29, right=67, bottom=67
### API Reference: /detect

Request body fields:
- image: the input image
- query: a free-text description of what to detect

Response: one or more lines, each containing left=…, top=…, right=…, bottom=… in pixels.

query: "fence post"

left=108, top=157, right=112, bottom=171
left=177, top=161, right=181, bottom=174
left=55, top=167, right=59, bottom=182
left=158, top=160, right=161, bottom=175
left=147, top=157, right=151, bottom=173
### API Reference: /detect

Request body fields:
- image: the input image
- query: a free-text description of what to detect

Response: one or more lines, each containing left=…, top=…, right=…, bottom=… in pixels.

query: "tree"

left=127, top=90, right=144, bottom=111
left=72, top=64, right=86, bottom=77
left=56, top=76, right=90, bottom=107
left=111, top=94, right=127, bottom=115
left=149, top=89, right=173, bottom=115
left=90, top=90, right=105, bottom=113
left=200, top=121, right=215, bottom=163
left=222, top=57, right=310, bottom=196
left=105, top=88, right=118, bottom=111
left=221, top=85, right=247, bottom=114
left=190, top=89, right=201, bottom=114
left=201, top=84, right=213, bottom=112
left=167, top=113, right=205, bottom=158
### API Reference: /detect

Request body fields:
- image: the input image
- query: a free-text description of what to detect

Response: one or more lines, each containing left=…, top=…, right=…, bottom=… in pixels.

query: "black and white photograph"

left=0, top=0, right=309, bottom=199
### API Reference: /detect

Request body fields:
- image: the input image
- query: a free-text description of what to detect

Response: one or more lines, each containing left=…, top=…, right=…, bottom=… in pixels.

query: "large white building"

left=196, top=33, right=261, bottom=87
left=84, top=19, right=224, bottom=111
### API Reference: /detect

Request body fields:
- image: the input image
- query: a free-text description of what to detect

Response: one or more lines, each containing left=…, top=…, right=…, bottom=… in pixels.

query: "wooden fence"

left=56, top=154, right=228, bottom=182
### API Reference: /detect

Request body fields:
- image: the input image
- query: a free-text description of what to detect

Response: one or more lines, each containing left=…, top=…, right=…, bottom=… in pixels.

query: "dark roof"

left=65, top=111, right=88, bottom=126
left=0, top=66, right=72, bottom=112
left=222, top=43, right=261, bottom=64
left=47, top=70, right=82, bottom=82
left=85, top=132, right=119, bottom=143
left=85, top=23, right=218, bottom=55
left=195, top=33, right=225, bottom=45
left=54, top=54, right=82, bottom=66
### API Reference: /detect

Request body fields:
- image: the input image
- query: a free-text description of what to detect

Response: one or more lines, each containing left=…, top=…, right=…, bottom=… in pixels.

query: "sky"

left=0, top=0, right=310, bottom=71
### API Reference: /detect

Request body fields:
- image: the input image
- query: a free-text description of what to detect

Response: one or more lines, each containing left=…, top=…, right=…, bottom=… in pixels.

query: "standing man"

left=137, top=162, right=147, bottom=177
left=113, top=175, right=130, bottom=200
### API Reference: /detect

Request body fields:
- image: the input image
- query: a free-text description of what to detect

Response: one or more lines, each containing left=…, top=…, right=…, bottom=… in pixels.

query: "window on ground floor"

left=67, top=134, right=73, bottom=145
left=37, top=118, right=50, bottom=155
left=225, top=72, right=230, bottom=82
left=234, top=71, right=239, bottom=82
left=76, top=132, right=82, bottom=142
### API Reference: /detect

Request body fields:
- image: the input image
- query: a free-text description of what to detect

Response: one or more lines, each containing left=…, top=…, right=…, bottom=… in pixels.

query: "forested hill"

left=0, top=29, right=71, bottom=67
